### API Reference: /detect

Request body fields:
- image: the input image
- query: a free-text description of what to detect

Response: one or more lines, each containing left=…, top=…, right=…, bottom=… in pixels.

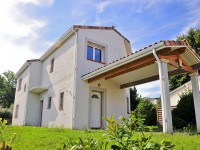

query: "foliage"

left=135, top=98, right=157, bottom=126
left=1, top=126, right=200, bottom=149
left=130, top=87, right=139, bottom=111
left=169, top=73, right=190, bottom=91
left=0, top=118, right=16, bottom=150
left=169, top=27, right=200, bottom=91
left=0, top=107, right=13, bottom=124
left=172, top=90, right=196, bottom=129
left=177, top=27, right=200, bottom=54
left=57, top=138, right=108, bottom=150
left=0, top=71, right=16, bottom=108
left=59, top=113, right=174, bottom=150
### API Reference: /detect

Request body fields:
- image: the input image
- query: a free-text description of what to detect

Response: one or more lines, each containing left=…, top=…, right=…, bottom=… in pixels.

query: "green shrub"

left=172, top=90, right=196, bottom=130
left=58, top=113, right=174, bottom=150
left=0, top=118, right=16, bottom=150
left=135, top=98, right=157, bottom=126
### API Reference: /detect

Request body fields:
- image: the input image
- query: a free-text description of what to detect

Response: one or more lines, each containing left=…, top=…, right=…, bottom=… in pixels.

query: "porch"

left=82, top=40, right=200, bottom=133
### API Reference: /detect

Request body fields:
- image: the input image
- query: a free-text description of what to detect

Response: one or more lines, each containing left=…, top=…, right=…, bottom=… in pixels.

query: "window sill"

left=87, top=59, right=106, bottom=65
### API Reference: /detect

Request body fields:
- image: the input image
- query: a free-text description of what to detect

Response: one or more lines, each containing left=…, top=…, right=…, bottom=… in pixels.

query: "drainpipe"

left=152, top=49, right=166, bottom=133
left=71, top=28, right=78, bottom=129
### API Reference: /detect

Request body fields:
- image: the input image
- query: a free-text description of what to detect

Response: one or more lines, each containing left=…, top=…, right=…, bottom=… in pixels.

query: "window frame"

left=15, top=104, right=19, bottom=118
left=86, top=43, right=105, bottom=64
left=24, top=83, right=26, bottom=92
left=18, top=78, right=22, bottom=91
left=50, top=58, right=54, bottom=73
left=59, top=92, right=64, bottom=110
left=47, top=97, right=52, bottom=109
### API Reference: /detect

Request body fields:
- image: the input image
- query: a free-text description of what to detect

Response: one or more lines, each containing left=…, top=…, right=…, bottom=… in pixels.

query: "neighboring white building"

left=12, top=25, right=132, bottom=129
left=170, top=76, right=200, bottom=107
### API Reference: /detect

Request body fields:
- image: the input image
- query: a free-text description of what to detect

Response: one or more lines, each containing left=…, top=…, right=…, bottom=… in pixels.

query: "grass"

left=3, top=126, right=200, bottom=150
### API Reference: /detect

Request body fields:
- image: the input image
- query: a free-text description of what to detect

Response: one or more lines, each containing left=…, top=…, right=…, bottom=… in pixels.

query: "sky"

left=0, top=0, right=200, bottom=98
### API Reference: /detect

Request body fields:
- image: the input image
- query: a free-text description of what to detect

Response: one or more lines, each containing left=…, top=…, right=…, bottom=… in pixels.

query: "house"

left=170, top=76, right=200, bottom=107
left=12, top=25, right=200, bottom=133
left=12, top=25, right=132, bottom=129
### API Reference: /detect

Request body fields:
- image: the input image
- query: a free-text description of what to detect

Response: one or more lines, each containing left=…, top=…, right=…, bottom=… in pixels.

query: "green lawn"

left=3, top=126, right=200, bottom=150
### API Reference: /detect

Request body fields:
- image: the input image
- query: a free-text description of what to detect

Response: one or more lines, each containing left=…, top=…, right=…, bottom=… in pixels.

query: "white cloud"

left=96, top=1, right=111, bottom=13
left=136, top=80, right=160, bottom=98
left=0, top=0, right=54, bottom=74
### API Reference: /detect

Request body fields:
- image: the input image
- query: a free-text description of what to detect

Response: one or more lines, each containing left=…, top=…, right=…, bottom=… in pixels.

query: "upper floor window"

left=24, top=83, right=26, bottom=92
left=59, top=92, right=64, bottom=110
left=87, top=42, right=105, bottom=63
left=18, top=78, right=22, bottom=91
left=47, top=97, right=51, bottom=109
left=50, top=58, right=54, bottom=72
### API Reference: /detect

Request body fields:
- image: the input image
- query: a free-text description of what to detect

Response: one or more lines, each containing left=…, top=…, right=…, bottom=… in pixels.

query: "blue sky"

left=0, top=0, right=200, bottom=97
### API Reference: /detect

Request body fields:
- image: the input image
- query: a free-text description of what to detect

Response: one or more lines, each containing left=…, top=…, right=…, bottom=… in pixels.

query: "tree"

left=135, top=97, right=157, bottom=126
left=169, top=27, right=200, bottom=91
left=169, top=73, right=190, bottom=91
left=172, top=91, right=195, bottom=129
left=0, top=71, right=16, bottom=108
left=130, top=87, right=139, bottom=111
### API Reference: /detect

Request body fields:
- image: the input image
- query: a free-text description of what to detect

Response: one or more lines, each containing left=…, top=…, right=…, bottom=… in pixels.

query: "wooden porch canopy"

left=82, top=40, right=200, bottom=88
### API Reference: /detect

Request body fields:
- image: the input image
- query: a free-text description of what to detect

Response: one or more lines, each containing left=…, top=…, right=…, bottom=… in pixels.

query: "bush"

left=58, top=113, right=175, bottom=150
left=172, top=90, right=196, bottom=129
left=0, top=107, right=13, bottom=124
left=135, top=98, right=157, bottom=126
left=0, top=118, right=16, bottom=150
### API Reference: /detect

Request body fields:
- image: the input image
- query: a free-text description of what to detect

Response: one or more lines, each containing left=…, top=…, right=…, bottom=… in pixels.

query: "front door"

left=90, top=91, right=102, bottom=129
left=39, top=100, right=43, bottom=126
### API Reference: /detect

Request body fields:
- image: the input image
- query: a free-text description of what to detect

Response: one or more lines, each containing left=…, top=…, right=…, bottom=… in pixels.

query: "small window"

left=24, top=83, right=26, bottom=92
left=59, top=92, right=64, bottom=110
left=127, top=97, right=131, bottom=114
left=18, top=78, right=22, bottom=91
left=47, top=97, right=51, bottom=109
left=87, top=43, right=104, bottom=63
left=15, top=104, right=19, bottom=118
left=50, top=58, right=54, bottom=72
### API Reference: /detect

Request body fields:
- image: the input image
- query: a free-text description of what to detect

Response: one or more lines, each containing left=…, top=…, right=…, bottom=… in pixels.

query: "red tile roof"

left=73, top=25, right=130, bottom=43
left=82, top=40, right=199, bottom=77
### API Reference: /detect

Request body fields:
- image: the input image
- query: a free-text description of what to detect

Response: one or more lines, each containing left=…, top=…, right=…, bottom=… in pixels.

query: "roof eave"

left=40, top=27, right=75, bottom=61
left=82, top=41, right=165, bottom=80
left=15, top=62, right=29, bottom=78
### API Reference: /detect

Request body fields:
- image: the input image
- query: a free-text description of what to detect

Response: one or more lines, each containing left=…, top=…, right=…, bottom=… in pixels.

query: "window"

left=59, top=92, right=64, bottom=110
left=18, top=78, right=22, bottom=91
left=50, top=58, right=54, bottom=72
left=87, top=43, right=104, bottom=63
left=47, top=97, right=51, bottom=109
left=24, top=83, right=26, bottom=92
left=15, top=104, right=19, bottom=118
left=127, top=97, right=131, bottom=114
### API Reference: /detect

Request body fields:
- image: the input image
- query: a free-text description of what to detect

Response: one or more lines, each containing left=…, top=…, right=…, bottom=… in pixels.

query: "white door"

left=90, top=91, right=102, bottom=128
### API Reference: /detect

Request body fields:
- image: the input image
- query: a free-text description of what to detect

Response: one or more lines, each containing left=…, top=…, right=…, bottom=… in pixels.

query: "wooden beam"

left=88, top=47, right=187, bottom=83
left=120, top=63, right=200, bottom=89
left=105, top=59, right=155, bottom=80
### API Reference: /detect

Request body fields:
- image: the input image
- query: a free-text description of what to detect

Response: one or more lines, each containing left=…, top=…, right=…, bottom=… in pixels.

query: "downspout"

left=23, top=64, right=31, bottom=125
left=152, top=49, right=166, bottom=133
left=71, top=28, right=78, bottom=129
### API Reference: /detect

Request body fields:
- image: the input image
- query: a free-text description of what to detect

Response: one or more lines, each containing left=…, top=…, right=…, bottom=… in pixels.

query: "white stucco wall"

left=39, top=34, right=76, bottom=128
left=12, top=66, right=30, bottom=126
left=170, top=77, right=200, bottom=106
left=73, top=29, right=130, bottom=129
left=29, top=61, right=42, bottom=89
